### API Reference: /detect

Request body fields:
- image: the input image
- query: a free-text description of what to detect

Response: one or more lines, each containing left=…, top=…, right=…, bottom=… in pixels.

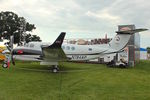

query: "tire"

left=52, top=68, right=58, bottom=73
left=2, top=63, right=8, bottom=68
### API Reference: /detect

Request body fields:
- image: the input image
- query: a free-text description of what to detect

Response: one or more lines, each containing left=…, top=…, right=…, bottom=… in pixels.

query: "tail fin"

left=109, top=28, right=148, bottom=52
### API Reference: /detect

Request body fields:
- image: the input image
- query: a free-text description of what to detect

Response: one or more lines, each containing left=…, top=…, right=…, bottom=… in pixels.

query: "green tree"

left=147, top=47, right=150, bottom=53
left=30, top=35, right=42, bottom=42
left=25, top=33, right=42, bottom=43
left=0, top=11, right=41, bottom=45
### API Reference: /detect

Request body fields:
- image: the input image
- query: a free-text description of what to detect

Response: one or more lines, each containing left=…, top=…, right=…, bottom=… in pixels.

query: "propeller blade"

left=11, top=51, right=15, bottom=65
left=3, top=35, right=15, bottom=66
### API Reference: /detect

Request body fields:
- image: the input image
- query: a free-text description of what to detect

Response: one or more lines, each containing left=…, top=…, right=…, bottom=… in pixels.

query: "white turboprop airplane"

left=2, top=28, right=148, bottom=72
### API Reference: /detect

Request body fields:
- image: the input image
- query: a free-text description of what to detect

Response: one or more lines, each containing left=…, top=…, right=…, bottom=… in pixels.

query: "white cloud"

left=86, top=10, right=121, bottom=24
left=0, top=0, right=150, bottom=47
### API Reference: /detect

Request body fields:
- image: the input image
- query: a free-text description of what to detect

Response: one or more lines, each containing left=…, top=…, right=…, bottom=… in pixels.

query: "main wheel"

left=2, top=63, right=8, bottom=68
left=52, top=68, right=58, bottom=73
left=52, top=65, right=59, bottom=73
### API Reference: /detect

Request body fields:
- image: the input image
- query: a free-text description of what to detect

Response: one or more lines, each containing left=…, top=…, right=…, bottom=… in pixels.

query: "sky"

left=0, top=0, right=150, bottom=47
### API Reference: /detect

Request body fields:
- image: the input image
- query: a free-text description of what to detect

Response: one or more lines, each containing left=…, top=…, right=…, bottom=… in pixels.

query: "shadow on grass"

left=8, top=61, right=107, bottom=73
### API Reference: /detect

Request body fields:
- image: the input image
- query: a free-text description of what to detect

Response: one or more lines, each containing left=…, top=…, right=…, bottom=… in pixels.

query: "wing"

left=41, top=32, right=67, bottom=62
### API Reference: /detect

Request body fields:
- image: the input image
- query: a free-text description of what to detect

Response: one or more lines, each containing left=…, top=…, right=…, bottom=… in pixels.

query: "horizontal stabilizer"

left=116, top=28, right=148, bottom=34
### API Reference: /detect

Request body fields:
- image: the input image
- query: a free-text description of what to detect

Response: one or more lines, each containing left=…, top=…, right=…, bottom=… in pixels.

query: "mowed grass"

left=0, top=61, right=150, bottom=100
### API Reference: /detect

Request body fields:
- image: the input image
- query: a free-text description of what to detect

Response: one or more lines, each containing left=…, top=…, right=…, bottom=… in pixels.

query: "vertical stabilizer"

left=109, top=29, right=148, bottom=52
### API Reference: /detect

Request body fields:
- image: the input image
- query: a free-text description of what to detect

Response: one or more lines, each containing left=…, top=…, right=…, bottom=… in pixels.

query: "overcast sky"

left=0, top=0, right=150, bottom=47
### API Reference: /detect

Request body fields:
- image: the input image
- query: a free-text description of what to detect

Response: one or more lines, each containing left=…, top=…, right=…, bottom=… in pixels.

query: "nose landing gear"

left=2, top=62, right=8, bottom=68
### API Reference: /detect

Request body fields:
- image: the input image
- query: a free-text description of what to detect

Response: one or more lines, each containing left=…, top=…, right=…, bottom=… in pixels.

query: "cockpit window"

left=24, top=44, right=29, bottom=47
left=30, top=43, right=34, bottom=48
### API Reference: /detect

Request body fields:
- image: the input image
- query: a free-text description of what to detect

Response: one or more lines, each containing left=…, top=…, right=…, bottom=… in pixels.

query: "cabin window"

left=30, top=44, right=34, bottom=48
left=88, top=48, right=92, bottom=51
left=66, top=46, right=70, bottom=50
left=25, top=44, right=29, bottom=47
left=62, top=46, right=65, bottom=50
left=71, top=47, right=75, bottom=50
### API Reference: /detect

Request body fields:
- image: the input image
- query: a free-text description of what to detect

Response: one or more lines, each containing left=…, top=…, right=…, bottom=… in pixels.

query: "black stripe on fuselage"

left=66, top=50, right=108, bottom=55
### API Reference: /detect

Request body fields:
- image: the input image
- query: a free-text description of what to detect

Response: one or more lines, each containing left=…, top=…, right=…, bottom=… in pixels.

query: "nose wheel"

left=2, top=62, right=8, bottom=68
left=2, top=53, right=11, bottom=69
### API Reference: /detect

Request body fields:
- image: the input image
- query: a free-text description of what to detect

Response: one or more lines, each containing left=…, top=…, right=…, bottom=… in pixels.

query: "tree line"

left=0, top=11, right=41, bottom=45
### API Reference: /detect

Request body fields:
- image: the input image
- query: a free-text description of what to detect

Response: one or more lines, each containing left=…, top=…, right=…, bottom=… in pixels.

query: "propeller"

left=10, top=35, right=15, bottom=65
left=5, top=35, right=15, bottom=65
left=11, top=50, right=15, bottom=65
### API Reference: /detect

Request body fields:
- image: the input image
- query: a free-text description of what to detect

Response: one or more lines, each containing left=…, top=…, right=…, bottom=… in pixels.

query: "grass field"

left=0, top=61, right=150, bottom=100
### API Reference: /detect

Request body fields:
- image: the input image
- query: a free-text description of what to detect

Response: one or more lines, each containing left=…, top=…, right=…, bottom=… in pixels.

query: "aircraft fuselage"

left=13, top=42, right=109, bottom=61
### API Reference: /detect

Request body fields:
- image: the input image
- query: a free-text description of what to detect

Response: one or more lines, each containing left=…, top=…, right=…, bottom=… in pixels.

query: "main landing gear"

left=52, top=65, right=59, bottom=73
left=40, top=62, right=59, bottom=73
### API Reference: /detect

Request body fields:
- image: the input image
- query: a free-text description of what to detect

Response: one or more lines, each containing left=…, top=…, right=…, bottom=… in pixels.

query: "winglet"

left=116, top=28, right=148, bottom=34
left=49, top=32, right=66, bottom=48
